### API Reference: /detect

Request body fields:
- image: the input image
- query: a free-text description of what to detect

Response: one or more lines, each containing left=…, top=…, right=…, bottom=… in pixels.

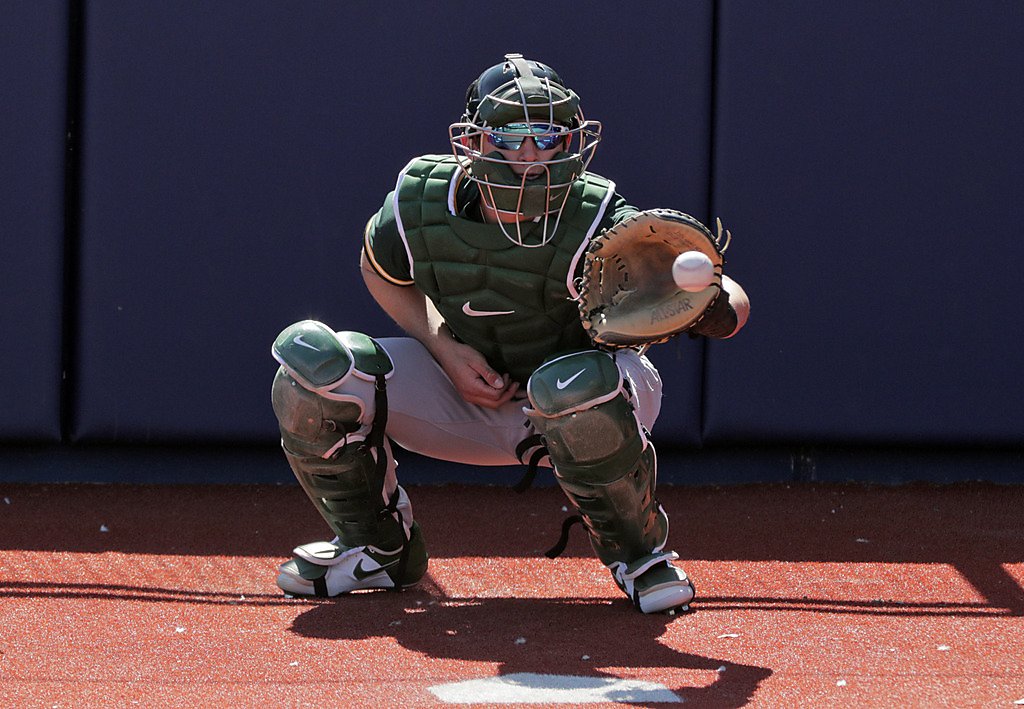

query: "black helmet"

left=463, top=55, right=581, bottom=128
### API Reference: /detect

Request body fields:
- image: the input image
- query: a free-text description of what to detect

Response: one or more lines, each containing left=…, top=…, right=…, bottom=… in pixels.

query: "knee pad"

left=272, top=320, right=393, bottom=459
left=524, top=350, right=645, bottom=481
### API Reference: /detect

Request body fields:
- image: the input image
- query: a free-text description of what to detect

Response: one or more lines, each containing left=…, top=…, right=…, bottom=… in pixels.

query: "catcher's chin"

left=721, top=275, right=750, bottom=338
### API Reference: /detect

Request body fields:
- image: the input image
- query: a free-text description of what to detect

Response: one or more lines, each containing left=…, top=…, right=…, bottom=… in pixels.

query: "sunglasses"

left=486, top=123, right=569, bottom=151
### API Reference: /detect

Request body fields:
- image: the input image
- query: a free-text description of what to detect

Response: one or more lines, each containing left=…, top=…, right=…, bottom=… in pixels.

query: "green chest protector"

left=395, top=155, right=616, bottom=383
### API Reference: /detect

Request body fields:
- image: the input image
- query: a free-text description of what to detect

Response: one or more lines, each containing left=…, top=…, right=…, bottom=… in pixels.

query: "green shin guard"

left=525, top=351, right=665, bottom=566
left=271, top=321, right=408, bottom=553
left=280, top=443, right=408, bottom=551
left=553, top=444, right=668, bottom=565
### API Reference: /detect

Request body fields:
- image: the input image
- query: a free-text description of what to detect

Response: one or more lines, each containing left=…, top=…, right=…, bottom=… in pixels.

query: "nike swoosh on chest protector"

left=462, top=302, right=516, bottom=317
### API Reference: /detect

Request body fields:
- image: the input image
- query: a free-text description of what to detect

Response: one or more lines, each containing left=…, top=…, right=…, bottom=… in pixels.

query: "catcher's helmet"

left=450, top=53, right=602, bottom=246
left=463, top=56, right=580, bottom=128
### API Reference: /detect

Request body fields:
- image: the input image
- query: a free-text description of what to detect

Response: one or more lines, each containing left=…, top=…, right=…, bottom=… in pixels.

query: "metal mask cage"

left=448, top=118, right=602, bottom=247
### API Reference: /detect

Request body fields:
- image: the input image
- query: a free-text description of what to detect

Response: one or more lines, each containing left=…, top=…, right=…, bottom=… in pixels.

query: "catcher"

left=270, top=53, right=749, bottom=614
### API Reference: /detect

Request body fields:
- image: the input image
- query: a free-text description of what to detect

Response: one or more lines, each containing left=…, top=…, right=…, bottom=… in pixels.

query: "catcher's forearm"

left=360, top=249, right=448, bottom=348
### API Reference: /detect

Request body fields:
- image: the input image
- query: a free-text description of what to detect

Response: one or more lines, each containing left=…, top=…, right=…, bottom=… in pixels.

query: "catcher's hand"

left=577, top=209, right=731, bottom=348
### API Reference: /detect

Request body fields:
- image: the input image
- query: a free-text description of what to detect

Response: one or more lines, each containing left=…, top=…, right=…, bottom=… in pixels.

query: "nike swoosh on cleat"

left=292, top=335, right=321, bottom=352
left=462, top=302, right=515, bottom=317
left=556, top=368, right=587, bottom=390
left=353, top=558, right=400, bottom=581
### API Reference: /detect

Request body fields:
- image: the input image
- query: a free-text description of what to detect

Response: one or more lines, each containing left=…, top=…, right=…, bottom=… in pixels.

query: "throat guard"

left=469, top=149, right=585, bottom=219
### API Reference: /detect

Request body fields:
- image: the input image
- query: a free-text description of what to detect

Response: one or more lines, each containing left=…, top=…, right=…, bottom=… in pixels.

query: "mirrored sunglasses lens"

left=519, top=123, right=563, bottom=150
left=534, top=133, right=563, bottom=150
left=487, top=123, right=565, bottom=151
left=487, top=133, right=524, bottom=150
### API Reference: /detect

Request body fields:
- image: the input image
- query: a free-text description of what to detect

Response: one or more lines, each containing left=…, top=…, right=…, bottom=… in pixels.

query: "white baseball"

left=672, top=251, right=715, bottom=292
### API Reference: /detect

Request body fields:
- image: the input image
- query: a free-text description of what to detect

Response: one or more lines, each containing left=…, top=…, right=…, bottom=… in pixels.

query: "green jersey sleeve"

left=362, top=191, right=414, bottom=286
left=604, top=192, right=640, bottom=229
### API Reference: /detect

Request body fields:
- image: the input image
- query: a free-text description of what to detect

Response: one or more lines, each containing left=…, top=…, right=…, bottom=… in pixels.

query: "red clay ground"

left=1, top=482, right=1023, bottom=707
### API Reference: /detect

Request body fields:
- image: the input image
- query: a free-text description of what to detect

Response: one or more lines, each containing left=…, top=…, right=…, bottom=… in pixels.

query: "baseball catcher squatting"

left=270, top=54, right=750, bottom=614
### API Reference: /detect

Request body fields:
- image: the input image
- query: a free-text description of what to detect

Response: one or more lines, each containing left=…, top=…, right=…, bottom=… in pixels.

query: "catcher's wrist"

left=420, top=321, right=453, bottom=356
left=688, top=289, right=738, bottom=339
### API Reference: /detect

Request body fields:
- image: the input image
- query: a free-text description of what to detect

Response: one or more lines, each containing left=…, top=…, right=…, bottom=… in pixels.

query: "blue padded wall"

left=707, top=1, right=1024, bottom=444
left=73, top=2, right=713, bottom=444
left=0, top=2, right=67, bottom=441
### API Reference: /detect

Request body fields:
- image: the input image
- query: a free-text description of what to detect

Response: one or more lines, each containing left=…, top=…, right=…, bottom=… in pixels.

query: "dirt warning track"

left=1, top=482, right=1023, bottom=706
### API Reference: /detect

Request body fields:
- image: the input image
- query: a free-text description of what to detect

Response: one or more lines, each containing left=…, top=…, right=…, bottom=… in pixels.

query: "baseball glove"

left=577, top=209, right=730, bottom=348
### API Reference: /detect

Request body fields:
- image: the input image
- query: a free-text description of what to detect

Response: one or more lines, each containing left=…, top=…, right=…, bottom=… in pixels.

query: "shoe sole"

left=638, top=582, right=696, bottom=614
left=276, top=569, right=421, bottom=597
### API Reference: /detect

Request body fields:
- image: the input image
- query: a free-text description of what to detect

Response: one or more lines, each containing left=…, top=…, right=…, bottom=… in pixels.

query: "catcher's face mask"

left=450, top=53, right=602, bottom=247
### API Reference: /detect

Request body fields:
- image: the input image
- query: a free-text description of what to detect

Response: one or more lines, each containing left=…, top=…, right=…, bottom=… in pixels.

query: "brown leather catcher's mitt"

left=577, top=209, right=730, bottom=347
